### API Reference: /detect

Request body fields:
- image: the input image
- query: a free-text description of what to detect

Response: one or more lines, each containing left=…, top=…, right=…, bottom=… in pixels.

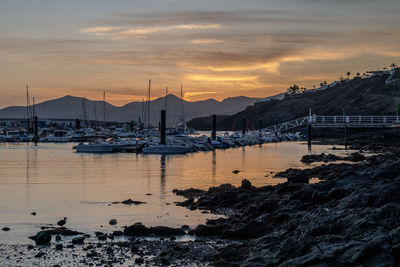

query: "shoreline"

left=1, top=138, right=399, bottom=266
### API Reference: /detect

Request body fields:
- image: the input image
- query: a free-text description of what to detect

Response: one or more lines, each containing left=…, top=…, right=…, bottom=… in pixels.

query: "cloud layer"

left=0, top=1, right=399, bottom=106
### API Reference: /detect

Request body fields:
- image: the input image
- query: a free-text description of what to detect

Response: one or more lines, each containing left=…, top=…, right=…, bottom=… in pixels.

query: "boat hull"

left=142, top=145, right=189, bottom=154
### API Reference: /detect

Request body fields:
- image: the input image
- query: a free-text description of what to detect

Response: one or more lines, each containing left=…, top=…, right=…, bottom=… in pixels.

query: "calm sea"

left=0, top=142, right=350, bottom=244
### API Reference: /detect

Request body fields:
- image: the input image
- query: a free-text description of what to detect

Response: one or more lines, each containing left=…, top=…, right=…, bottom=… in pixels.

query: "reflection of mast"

left=212, top=150, right=216, bottom=183
left=26, top=85, right=31, bottom=129
left=26, top=147, right=30, bottom=184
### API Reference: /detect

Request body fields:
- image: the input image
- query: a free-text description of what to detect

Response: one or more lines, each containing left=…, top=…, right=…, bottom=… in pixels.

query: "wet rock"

left=112, top=199, right=146, bottom=205
left=194, top=225, right=225, bottom=237
left=95, top=232, right=107, bottom=241
left=72, top=236, right=85, bottom=245
left=124, top=223, right=149, bottom=236
left=301, top=152, right=365, bottom=164
left=232, top=170, right=240, bottom=174
left=29, top=230, right=52, bottom=245
left=55, top=243, right=63, bottom=250
left=173, top=188, right=206, bottom=198
left=240, top=179, right=253, bottom=190
left=109, top=219, right=117, bottom=225
left=135, top=257, right=144, bottom=264
left=175, top=198, right=194, bottom=207
left=87, top=250, right=97, bottom=257
left=2, top=227, right=10, bottom=231
left=34, top=251, right=46, bottom=258
left=160, top=257, right=170, bottom=265
left=31, top=212, right=37, bottom=216
left=113, top=230, right=123, bottom=236
left=149, top=226, right=185, bottom=236
left=55, top=235, right=61, bottom=241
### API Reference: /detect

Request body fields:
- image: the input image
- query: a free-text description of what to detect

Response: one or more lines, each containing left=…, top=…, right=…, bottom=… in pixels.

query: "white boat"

left=142, top=144, right=190, bottom=154
left=75, top=141, right=126, bottom=153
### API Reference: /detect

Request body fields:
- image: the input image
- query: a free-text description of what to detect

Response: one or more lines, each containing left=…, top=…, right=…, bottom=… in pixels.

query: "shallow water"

left=0, top=141, right=351, bottom=244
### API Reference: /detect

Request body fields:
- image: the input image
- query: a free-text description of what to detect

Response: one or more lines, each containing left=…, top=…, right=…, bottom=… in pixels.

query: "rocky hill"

left=0, top=94, right=258, bottom=126
left=188, top=75, right=400, bottom=130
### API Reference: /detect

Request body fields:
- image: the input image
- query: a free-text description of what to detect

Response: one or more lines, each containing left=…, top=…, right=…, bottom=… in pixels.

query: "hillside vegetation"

left=188, top=75, right=400, bottom=130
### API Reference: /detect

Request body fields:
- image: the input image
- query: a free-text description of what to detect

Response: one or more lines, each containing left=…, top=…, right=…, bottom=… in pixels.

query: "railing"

left=312, top=115, right=400, bottom=127
left=264, top=116, right=309, bottom=132
left=264, top=115, right=400, bottom=133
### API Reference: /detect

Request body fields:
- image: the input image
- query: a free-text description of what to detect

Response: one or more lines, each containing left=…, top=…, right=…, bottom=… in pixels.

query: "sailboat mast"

left=82, top=96, right=88, bottom=127
left=32, top=97, right=35, bottom=119
left=165, top=87, right=168, bottom=109
left=180, top=84, right=185, bottom=122
left=147, top=79, right=151, bottom=128
left=26, top=85, right=30, bottom=129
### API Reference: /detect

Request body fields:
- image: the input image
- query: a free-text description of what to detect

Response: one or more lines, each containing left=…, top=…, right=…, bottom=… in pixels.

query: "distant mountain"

left=0, top=94, right=259, bottom=126
left=188, top=75, right=400, bottom=130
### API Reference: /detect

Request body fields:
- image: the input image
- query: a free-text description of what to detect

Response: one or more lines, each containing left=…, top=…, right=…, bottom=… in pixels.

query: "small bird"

left=57, top=217, right=67, bottom=226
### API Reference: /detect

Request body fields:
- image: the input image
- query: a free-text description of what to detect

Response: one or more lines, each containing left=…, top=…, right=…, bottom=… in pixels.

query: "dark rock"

left=149, top=226, right=185, bottom=236
left=113, top=230, right=123, bottom=236
left=55, top=243, right=63, bottom=250
left=173, top=188, right=206, bottom=198
left=117, top=199, right=146, bottom=205
left=31, top=212, right=37, bottom=216
left=34, top=251, right=46, bottom=258
left=55, top=235, right=61, bottom=241
left=175, top=198, right=194, bottom=207
left=29, top=230, right=52, bottom=245
left=232, top=170, right=240, bottom=174
left=194, top=225, right=225, bottom=237
left=109, top=219, right=117, bottom=225
left=160, top=257, right=170, bottom=265
left=72, top=236, right=85, bottom=244
left=240, top=179, right=253, bottom=190
left=2, top=227, right=10, bottom=231
left=124, top=223, right=149, bottom=236
left=135, top=257, right=144, bottom=264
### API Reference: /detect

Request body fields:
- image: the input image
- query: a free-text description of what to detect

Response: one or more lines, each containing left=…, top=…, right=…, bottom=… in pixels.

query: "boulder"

left=124, top=222, right=150, bottom=236
left=149, top=226, right=185, bottom=236
left=29, top=230, right=52, bottom=245
left=72, top=236, right=85, bottom=244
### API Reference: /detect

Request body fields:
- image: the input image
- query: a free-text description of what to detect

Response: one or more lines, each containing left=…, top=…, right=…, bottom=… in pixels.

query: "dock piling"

left=160, top=109, right=166, bottom=145
left=212, top=114, right=216, bottom=140
left=242, top=117, right=246, bottom=135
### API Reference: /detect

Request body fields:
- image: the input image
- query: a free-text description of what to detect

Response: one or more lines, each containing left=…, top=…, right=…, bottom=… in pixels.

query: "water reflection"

left=0, top=142, right=351, bottom=244
left=160, top=155, right=166, bottom=197
left=211, top=150, right=216, bottom=183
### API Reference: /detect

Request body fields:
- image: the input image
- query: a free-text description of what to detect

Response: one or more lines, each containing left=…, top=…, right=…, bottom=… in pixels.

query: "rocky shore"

left=2, top=143, right=400, bottom=266
left=173, top=148, right=400, bottom=266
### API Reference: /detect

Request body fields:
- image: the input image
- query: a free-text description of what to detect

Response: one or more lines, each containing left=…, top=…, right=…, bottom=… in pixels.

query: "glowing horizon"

left=0, top=0, right=399, bottom=108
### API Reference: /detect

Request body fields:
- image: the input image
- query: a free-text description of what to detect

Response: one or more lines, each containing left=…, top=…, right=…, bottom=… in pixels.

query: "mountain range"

left=0, top=94, right=278, bottom=126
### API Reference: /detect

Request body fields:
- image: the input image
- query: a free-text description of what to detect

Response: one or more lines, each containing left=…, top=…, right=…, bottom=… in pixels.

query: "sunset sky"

left=0, top=0, right=399, bottom=107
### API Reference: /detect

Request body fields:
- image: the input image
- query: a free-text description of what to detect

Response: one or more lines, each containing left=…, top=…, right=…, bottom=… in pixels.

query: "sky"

left=0, top=0, right=399, bottom=107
